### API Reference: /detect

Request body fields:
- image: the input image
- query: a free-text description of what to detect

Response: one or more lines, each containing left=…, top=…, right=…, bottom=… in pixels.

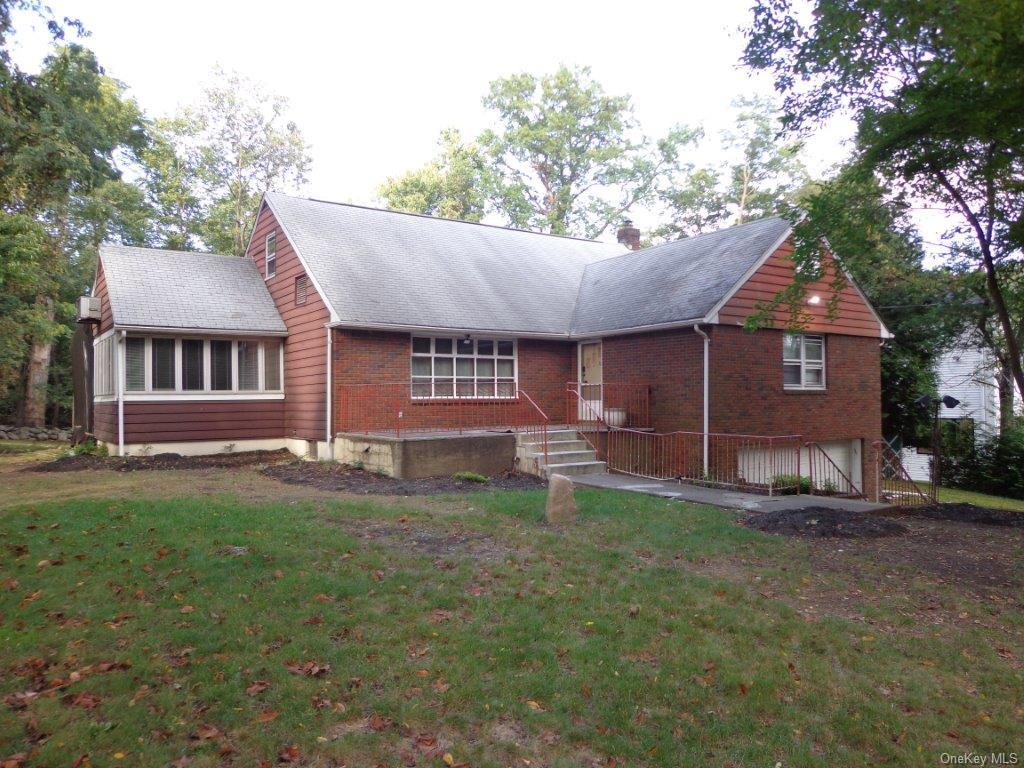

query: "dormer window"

left=265, top=232, right=277, bottom=278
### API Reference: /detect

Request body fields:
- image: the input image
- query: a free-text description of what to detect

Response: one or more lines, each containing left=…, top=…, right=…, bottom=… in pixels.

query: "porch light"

left=807, top=294, right=821, bottom=305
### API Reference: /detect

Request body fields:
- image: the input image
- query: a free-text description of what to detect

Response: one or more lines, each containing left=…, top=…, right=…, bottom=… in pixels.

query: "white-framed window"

left=121, top=335, right=284, bottom=395
left=265, top=231, right=277, bottom=278
left=411, top=336, right=517, bottom=399
left=783, top=333, right=825, bottom=390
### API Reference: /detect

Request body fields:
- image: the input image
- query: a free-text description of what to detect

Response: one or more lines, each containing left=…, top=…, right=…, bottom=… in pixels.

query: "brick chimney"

left=616, top=218, right=641, bottom=250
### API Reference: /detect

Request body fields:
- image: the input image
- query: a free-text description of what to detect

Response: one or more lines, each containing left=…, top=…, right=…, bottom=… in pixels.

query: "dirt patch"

left=262, top=462, right=545, bottom=495
left=327, top=517, right=520, bottom=561
left=32, top=449, right=292, bottom=473
left=889, top=502, right=1024, bottom=528
left=742, top=507, right=908, bottom=539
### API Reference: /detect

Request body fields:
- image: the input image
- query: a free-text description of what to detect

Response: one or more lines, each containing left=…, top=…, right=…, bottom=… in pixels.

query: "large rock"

left=545, top=473, right=577, bottom=524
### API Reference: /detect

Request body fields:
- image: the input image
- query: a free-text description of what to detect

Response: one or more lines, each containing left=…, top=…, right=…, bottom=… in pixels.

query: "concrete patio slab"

left=572, top=473, right=888, bottom=512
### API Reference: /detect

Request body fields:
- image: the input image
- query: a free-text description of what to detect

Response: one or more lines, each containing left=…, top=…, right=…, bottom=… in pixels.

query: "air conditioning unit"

left=77, top=295, right=101, bottom=322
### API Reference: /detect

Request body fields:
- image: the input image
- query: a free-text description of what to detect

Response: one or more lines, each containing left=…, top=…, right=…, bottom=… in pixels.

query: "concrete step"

left=544, top=460, right=607, bottom=477
left=542, top=449, right=597, bottom=464
left=545, top=429, right=584, bottom=442
left=520, top=439, right=591, bottom=453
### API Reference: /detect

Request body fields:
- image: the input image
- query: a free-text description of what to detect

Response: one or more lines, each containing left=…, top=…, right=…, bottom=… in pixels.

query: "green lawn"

left=938, top=485, right=1024, bottom=512
left=1, top=487, right=1022, bottom=767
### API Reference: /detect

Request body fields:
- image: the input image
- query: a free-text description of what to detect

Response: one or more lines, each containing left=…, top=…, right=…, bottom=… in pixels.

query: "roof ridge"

left=267, top=191, right=621, bottom=247
left=100, top=243, right=237, bottom=259
left=581, top=215, right=791, bottom=269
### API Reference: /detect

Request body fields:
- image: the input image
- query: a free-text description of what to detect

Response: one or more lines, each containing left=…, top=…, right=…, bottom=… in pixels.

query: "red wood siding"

left=92, top=400, right=285, bottom=444
left=331, top=329, right=574, bottom=430
left=718, top=242, right=883, bottom=337
left=94, top=401, right=116, bottom=442
left=94, top=260, right=114, bottom=335
left=126, top=400, right=284, bottom=443
left=247, top=204, right=330, bottom=440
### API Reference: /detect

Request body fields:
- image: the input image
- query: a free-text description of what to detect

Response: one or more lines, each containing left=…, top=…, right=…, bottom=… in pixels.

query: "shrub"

left=69, top=438, right=108, bottom=457
left=773, top=474, right=811, bottom=494
left=941, top=427, right=1024, bottom=500
left=454, top=471, right=490, bottom=484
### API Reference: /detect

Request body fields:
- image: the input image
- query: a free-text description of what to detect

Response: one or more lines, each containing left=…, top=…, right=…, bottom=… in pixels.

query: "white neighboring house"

left=901, top=343, right=1002, bottom=481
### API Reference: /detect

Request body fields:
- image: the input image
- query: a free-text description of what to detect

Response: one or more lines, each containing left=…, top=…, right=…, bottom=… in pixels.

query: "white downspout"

left=693, top=324, right=710, bottom=472
left=117, top=329, right=125, bottom=457
left=324, top=325, right=334, bottom=461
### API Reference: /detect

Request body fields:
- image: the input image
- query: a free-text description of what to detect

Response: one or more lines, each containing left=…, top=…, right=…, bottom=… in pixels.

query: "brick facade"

left=331, top=329, right=575, bottom=432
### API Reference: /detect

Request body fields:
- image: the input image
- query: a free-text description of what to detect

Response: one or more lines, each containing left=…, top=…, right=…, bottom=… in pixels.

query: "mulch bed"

left=262, top=461, right=545, bottom=495
left=31, top=449, right=292, bottom=473
left=888, top=502, right=1024, bottom=528
left=742, top=506, right=909, bottom=539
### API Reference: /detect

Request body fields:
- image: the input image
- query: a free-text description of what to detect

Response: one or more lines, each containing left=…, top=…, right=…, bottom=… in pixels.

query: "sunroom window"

left=119, top=336, right=283, bottom=395
left=411, top=336, right=516, bottom=399
left=783, top=333, right=825, bottom=390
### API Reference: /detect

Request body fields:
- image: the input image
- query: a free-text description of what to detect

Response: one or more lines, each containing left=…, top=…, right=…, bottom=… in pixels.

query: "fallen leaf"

left=193, top=724, right=221, bottom=741
left=69, top=692, right=102, bottom=709
left=1, top=754, right=27, bottom=768
left=246, top=680, right=271, bottom=696
left=179, top=605, right=194, bottom=614
left=71, top=756, right=91, bottom=768
left=278, top=744, right=301, bottom=763
left=258, top=709, right=279, bottom=723
left=526, top=700, right=545, bottom=711
left=284, top=660, right=330, bottom=677
left=367, top=713, right=393, bottom=731
left=628, top=604, right=640, bottom=617
left=443, top=754, right=455, bottom=766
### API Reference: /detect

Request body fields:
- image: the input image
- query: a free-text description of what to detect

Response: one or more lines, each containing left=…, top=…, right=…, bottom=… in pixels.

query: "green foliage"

left=148, top=69, right=311, bottom=255
left=772, top=474, right=811, bottom=494
left=743, top=0, right=1024, bottom=403
left=658, top=96, right=807, bottom=238
left=941, top=427, right=1024, bottom=500
left=453, top=471, right=489, bottom=483
left=68, top=436, right=107, bottom=456
left=478, top=66, right=695, bottom=237
left=379, top=129, right=486, bottom=221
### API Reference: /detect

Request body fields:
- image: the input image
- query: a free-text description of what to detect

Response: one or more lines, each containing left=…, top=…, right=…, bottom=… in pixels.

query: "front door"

left=578, top=341, right=602, bottom=420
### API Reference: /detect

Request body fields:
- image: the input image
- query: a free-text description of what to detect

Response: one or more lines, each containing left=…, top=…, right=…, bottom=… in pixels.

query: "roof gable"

left=98, top=244, right=287, bottom=334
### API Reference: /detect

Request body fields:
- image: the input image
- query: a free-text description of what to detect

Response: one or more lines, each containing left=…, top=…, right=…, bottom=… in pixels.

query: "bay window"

left=783, top=333, right=825, bottom=390
left=411, top=336, right=517, bottom=399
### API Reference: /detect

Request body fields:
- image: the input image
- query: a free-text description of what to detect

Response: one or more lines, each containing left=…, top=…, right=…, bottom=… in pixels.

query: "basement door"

left=578, top=341, right=603, bottom=420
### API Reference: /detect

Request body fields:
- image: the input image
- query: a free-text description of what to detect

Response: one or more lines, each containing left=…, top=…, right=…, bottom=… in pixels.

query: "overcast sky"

left=11, top=0, right=859, bottom=239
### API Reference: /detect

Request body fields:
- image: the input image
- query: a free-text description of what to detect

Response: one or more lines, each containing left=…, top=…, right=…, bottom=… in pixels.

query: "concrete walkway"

left=572, top=473, right=888, bottom=512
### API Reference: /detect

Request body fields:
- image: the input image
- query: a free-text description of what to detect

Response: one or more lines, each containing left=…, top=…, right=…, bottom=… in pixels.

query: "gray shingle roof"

left=98, top=244, right=287, bottom=334
left=571, top=217, right=792, bottom=335
left=265, top=192, right=624, bottom=336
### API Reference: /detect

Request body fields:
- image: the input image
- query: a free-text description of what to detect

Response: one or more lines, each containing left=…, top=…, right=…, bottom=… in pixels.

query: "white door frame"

left=576, top=340, right=603, bottom=420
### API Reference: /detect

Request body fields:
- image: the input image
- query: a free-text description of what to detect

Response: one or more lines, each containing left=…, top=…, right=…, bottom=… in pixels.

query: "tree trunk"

left=21, top=296, right=54, bottom=428
left=999, top=359, right=1016, bottom=433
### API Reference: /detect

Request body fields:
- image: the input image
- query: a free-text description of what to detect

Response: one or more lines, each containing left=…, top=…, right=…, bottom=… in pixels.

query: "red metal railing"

left=871, top=440, right=934, bottom=506
left=335, top=382, right=549, bottom=462
left=805, top=442, right=864, bottom=498
left=565, top=382, right=651, bottom=429
left=565, top=385, right=803, bottom=494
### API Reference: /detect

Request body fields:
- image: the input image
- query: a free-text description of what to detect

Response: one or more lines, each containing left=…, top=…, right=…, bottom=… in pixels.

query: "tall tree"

left=659, top=96, right=807, bottom=238
left=378, top=129, right=486, bottom=221
left=478, top=65, right=695, bottom=238
left=743, top=0, right=1024, bottom=406
left=1, top=16, right=149, bottom=426
left=151, top=69, right=311, bottom=255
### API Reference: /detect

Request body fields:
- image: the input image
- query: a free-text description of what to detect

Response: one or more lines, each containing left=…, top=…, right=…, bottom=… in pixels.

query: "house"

left=901, top=342, right=1003, bottom=482
left=76, top=192, right=892, bottom=495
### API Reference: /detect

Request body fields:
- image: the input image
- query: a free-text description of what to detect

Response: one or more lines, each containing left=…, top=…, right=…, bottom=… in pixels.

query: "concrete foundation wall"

left=334, top=432, right=516, bottom=479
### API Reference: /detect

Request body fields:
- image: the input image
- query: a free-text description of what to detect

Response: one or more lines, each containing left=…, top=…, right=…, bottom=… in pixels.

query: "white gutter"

left=117, top=329, right=126, bottom=457
left=692, top=324, right=710, bottom=472
left=325, top=325, right=334, bottom=460
left=113, top=324, right=288, bottom=337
